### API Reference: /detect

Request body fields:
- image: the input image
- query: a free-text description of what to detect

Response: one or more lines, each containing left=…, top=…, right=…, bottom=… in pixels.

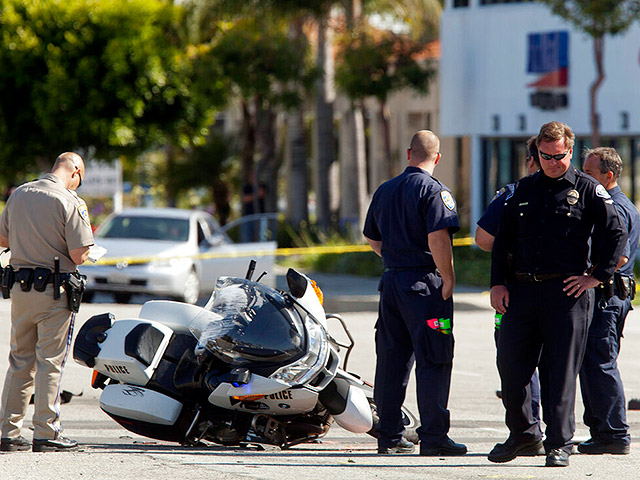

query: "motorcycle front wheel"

left=366, top=398, right=420, bottom=444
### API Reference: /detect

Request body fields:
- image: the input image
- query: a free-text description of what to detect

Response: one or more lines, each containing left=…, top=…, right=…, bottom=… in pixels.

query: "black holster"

left=0, top=266, right=14, bottom=299
left=598, top=277, right=615, bottom=300
left=65, top=272, right=86, bottom=313
left=614, top=274, right=635, bottom=301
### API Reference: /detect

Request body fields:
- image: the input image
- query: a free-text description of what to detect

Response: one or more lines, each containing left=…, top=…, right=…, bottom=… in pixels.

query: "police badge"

left=566, top=189, right=579, bottom=205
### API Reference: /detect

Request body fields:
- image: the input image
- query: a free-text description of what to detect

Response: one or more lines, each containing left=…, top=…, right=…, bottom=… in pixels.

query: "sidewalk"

left=277, top=269, right=492, bottom=313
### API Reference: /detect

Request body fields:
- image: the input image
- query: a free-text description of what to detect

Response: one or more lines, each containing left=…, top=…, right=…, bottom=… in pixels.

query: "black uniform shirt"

left=363, top=166, right=460, bottom=269
left=491, top=165, right=626, bottom=286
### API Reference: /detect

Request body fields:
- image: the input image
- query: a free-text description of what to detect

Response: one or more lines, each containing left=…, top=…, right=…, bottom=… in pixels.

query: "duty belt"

left=514, top=272, right=567, bottom=283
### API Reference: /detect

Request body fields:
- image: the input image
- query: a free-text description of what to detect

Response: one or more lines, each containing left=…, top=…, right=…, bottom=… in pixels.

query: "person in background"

left=578, top=147, right=638, bottom=455
left=0, top=152, right=94, bottom=452
left=364, top=130, right=467, bottom=457
left=475, top=136, right=542, bottom=442
left=488, top=121, right=626, bottom=467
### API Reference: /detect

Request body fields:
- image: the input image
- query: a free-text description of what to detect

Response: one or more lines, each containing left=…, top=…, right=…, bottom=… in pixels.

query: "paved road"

left=0, top=275, right=639, bottom=479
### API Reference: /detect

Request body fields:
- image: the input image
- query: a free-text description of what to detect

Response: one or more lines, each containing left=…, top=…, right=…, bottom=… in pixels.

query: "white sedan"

left=80, top=208, right=277, bottom=304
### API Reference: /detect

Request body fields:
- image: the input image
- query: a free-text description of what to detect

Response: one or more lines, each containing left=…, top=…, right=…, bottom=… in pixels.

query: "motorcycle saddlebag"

left=100, top=384, right=183, bottom=425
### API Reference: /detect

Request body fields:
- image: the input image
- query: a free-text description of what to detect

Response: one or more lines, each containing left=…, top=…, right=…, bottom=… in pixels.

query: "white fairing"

left=139, top=300, right=207, bottom=333
left=100, top=384, right=183, bottom=425
left=209, top=383, right=319, bottom=415
left=93, top=319, right=173, bottom=385
left=331, top=385, right=374, bottom=433
left=294, top=274, right=327, bottom=329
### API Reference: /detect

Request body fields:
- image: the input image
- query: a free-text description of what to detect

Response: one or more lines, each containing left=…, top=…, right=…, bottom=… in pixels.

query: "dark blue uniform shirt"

left=363, top=166, right=460, bottom=269
left=477, top=183, right=515, bottom=237
left=609, top=186, right=640, bottom=276
left=491, top=166, right=626, bottom=286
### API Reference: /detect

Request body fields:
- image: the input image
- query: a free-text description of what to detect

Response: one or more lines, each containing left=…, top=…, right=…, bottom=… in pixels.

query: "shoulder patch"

left=78, top=202, right=91, bottom=226
left=596, top=184, right=611, bottom=199
left=491, top=187, right=506, bottom=202
left=440, top=191, right=456, bottom=211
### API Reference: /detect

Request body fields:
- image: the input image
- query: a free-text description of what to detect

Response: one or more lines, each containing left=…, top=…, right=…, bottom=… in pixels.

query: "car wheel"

left=181, top=270, right=200, bottom=304
left=114, top=292, right=132, bottom=304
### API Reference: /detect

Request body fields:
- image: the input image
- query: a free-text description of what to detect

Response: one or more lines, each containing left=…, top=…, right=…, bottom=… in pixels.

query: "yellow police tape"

left=94, top=236, right=476, bottom=266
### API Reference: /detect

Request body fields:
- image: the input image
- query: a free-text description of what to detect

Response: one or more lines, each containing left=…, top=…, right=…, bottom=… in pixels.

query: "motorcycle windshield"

left=189, top=277, right=306, bottom=366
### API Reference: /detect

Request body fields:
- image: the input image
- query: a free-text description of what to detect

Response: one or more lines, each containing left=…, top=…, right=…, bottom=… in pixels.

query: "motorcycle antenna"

left=245, top=260, right=256, bottom=280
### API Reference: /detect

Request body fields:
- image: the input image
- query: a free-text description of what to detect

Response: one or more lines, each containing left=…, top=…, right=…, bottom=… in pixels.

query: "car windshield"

left=189, top=277, right=306, bottom=366
left=97, top=216, right=190, bottom=242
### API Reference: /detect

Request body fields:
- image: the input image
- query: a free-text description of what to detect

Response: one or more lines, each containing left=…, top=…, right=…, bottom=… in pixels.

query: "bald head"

left=52, top=152, right=85, bottom=190
left=408, top=130, right=440, bottom=170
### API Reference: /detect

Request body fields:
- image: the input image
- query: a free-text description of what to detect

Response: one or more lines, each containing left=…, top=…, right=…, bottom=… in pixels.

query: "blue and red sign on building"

left=527, top=31, right=569, bottom=110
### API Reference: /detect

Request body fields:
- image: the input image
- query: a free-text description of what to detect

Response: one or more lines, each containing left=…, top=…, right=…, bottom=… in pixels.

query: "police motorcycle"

left=73, top=262, right=418, bottom=448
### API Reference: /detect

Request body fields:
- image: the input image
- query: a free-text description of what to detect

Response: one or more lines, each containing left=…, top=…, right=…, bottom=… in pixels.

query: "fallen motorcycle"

left=73, top=263, right=418, bottom=448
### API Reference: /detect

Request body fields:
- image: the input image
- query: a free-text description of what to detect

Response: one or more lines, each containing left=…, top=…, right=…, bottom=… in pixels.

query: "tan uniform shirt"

left=0, top=173, right=94, bottom=272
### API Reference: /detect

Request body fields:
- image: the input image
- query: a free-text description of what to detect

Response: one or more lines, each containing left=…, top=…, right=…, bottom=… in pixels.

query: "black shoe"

left=488, top=437, right=544, bottom=463
left=545, top=448, right=570, bottom=467
left=577, top=439, right=630, bottom=455
left=628, top=398, right=640, bottom=410
left=32, top=436, right=78, bottom=452
left=0, top=436, right=30, bottom=452
left=420, top=437, right=467, bottom=456
left=377, top=437, right=415, bottom=454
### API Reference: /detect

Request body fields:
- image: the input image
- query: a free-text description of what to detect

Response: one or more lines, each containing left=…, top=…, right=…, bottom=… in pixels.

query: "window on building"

left=480, top=0, right=533, bottom=5
left=453, top=0, right=469, bottom=7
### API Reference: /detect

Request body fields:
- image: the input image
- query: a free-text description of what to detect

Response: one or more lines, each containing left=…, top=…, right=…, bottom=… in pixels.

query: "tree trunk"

left=255, top=102, right=277, bottom=214
left=241, top=100, right=256, bottom=186
left=314, top=12, right=335, bottom=232
left=165, top=143, right=177, bottom=207
left=340, top=105, right=367, bottom=239
left=287, top=108, right=308, bottom=227
left=590, top=35, right=605, bottom=148
left=340, top=0, right=367, bottom=238
left=379, top=98, right=393, bottom=180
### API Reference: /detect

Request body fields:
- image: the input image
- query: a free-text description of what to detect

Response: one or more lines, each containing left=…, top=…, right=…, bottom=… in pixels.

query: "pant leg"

left=396, top=272, right=453, bottom=445
left=496, top=282, right=543, bottom=443
left=579, top=295, right=630, bottom=444
left=495, top=315, right=541, bottom=427
left=0, top=296, right=38, bottom=439
left=7, top=288, right=75, bottom=440
left=374, top=272, right=414, bottom=447
left=538, top=282, right=592, bottom=453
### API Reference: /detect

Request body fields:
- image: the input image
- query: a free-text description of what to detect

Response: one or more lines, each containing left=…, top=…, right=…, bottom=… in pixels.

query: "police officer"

left=0, top=152, right=94, bottom=452
left=488, top=122, right=626, bottom=467
left=475, top=136, right=542, bottom=438
left=578, top=147, right=638, bottom=455
left=364, top=130, right=466, bottom=456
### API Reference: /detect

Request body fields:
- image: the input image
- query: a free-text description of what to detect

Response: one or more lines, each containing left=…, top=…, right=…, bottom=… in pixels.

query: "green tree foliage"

left=0, top=0, right=226, bottom=179
left=538, top=0, right=640, bottom=146
left=335, top=26, right=434, bottom=102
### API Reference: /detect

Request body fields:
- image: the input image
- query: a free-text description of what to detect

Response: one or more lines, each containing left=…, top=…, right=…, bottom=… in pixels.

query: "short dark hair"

left=583, top=147, right=623, bottom=181
left=526, top=136, right=540, bottom=167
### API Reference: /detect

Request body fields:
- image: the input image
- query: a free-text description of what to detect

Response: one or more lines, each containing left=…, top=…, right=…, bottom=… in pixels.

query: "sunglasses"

left=539, top=150, right=569, bottom=161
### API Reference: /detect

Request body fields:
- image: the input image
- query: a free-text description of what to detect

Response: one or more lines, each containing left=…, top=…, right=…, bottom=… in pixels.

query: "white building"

left=440, top=0, right=640, bottom=227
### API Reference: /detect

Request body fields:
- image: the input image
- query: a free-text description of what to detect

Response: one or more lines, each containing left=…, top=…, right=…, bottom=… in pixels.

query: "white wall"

left=441, top=1, right=640, bottom=138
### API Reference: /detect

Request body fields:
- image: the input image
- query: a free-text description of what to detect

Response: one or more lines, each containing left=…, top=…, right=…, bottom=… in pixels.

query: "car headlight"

left=270, top=315, right=328, bottom=387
